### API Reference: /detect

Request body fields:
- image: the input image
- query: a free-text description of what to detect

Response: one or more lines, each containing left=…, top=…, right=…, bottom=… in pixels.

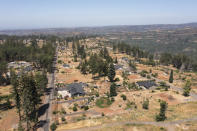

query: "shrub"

left=121, top=94, right=127, bottom=101
left=115, top=77, right=120, bottom=82
left=58, top=60, right=62, bottom=64
left=147, top=75, right=151, bottom=79
left=128, top=82, right=139, bottom=90
left=53, top=111, right=57, bottom=114
left=61, top=108, right=66, bottom=114
left=126, top=101, right=136, bottom=109
left=50, top=123, right=57, bottom=131
left=111, top=97, right=115, bottom=102
left=152, top=73, right=158, bottom=78
left=96, top=92, right=99, bottom=97
left=84, top=106, right=89, bottom=111
left=61, top=117, right=66, bottom=121
left=183, top=80, right=191, bottom=97
left=142, top=99, right=149, bottom=110
left=73, top=106, right=78, bottom=112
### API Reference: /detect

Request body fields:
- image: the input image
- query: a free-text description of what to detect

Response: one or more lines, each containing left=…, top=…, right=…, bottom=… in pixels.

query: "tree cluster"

left=160, top=53, right=197, bottom=71
left=11, top=71, right=48, bottom=130
left=0, top=36, right=56, bottom=75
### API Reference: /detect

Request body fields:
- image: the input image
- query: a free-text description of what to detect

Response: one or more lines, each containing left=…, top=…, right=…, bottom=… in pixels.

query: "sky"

left=0, top=0, right=197, bottom=29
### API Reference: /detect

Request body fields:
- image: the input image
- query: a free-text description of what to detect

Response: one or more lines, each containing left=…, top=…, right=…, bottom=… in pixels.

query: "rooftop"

left=136, top=80, right=157, bottom=89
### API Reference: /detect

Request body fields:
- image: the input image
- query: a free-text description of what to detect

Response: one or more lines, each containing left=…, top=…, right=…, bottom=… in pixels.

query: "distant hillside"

left=1, top=23, right=197, bottom=36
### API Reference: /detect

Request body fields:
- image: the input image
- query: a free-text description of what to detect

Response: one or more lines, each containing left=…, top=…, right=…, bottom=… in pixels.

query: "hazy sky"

left=0, top=0, right=197, bottom=29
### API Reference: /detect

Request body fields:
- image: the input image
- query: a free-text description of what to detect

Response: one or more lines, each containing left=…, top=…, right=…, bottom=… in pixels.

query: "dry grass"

left=55, top=39, right=197, bottom=131
left=0, top=108, right=18, bottom=131
left=0, top=85, right=12, bottom=96
left=95, top=123, right=166, bottom=131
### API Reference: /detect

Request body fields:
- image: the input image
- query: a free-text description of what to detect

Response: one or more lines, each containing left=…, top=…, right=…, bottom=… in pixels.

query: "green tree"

left=121, top=94, right=127, bottom=101
left=73, top=54, right=77, bottom=62
left=11, top=71, right=22, bottom=121
left=73, top=106, right=78, bottom=112
left=183, top=80, right=191, bottom=97
left=80, top=61, right=88, bottom=74
left=114, top=57, right=118, bottom=63
left=142, top=99, right=149, bottom=110
left=129, top=60, right=137, bottom=72
left=18, top=73, right=43, bottom=130
left=169, top=70, right=173, bottom=83
left=108, top=63, right=116, bottom=82
left=155, top=101, right=168, bottom=121
left=50, top=123, right=57, bottom=131
left=110, top=83, right=117, bottom=97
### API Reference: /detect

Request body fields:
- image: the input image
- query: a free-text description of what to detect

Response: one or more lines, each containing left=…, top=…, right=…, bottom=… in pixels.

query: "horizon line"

left=0, top=22, right=197, bottom=32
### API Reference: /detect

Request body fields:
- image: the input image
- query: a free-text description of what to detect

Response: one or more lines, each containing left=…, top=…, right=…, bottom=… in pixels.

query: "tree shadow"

left=0, top=103, right=14, bottom=111
left=36, top=120, right=48, bottom=128
left=38, top=103, right=49, bottom=117
left=45, top=87, right=52, bottom=95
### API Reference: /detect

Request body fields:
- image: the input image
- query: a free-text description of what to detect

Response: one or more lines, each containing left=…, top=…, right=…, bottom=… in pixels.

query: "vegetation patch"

left=96, top=97, right=113, bottom=108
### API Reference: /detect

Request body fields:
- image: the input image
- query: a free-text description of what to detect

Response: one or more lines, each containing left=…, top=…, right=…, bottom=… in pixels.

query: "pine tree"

left=114, top=57, right=118, bottom=63
left=88, top=54, right=98, bottom=77
left=80, top=61, right=88, bottom=74
left=11, top=71, right=22, bottom=121
left=108, top=63, right=116, bottom=82
left=183, top=80, right=191, bottom=96
left=169, top=70, right=173, bottom=83
left=73, top=54, right=77, bottom=62
left=110, top=83, right=117, bottom=97
left=103, top=62, right=108, bottom=80
left=18, top=73, right=43, bottom=130
left=155, top=101, right=168, bottom=121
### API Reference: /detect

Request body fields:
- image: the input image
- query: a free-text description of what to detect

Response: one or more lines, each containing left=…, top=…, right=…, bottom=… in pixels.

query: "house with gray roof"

left=114, top=64, right=123, bottom=70
left=136, top=80, right=157, bottom=89
left=57, top=82, right=87, bottom=98
left=63, top=64, right=70, bottom=68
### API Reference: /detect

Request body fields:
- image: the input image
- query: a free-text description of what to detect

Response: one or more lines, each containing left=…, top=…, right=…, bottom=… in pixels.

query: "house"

left=114, top=64, right=123, bottom=70
left=122, top=57, right=129, bottom=62
left=7, top=61, right=33, bottom=77
left=57, top=82, right=87, bottom=98
left=8, top=61, right=32, bottom=69
left=136, top=80, right=157, bottom=89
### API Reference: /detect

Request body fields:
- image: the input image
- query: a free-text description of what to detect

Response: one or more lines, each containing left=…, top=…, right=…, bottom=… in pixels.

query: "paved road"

left=38, top=46, right=58, bottom=131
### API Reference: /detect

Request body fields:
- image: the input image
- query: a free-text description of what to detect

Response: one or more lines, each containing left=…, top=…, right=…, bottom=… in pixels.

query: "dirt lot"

left=0, top=108, right=18, bottom=131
